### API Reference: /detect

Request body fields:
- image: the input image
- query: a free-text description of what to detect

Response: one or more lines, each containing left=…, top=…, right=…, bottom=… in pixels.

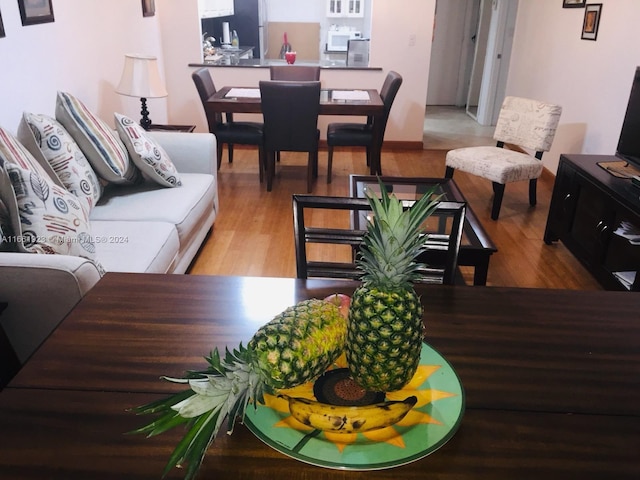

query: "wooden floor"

left=189, top=146, right=602, bottom=290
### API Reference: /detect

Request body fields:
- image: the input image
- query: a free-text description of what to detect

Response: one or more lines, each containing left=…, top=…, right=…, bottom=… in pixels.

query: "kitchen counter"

left=189, top=57, right=380, bottom=70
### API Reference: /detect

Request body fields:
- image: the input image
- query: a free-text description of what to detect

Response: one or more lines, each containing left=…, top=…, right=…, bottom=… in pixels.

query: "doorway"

left=427, top=0, right=519, bottom=126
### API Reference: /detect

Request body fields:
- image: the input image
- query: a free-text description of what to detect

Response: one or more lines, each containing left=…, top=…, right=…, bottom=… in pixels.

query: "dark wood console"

left=544, top=154, right=640, bottom=291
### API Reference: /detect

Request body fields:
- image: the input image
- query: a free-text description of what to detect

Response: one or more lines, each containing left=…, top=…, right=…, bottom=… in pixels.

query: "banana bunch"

left=282, top=395, right=417, bottom=433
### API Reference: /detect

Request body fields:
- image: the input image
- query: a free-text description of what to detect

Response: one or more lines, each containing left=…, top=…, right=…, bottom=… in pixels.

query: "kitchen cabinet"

left=198, top=0, right=234, bottom=19
left=327, top=0, right=364, bottom=18
left=544, top=154, right=640, bottom=291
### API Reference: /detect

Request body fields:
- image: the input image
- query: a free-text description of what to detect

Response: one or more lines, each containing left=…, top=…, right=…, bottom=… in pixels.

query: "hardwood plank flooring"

left=188, top=146, right=602, bottom=290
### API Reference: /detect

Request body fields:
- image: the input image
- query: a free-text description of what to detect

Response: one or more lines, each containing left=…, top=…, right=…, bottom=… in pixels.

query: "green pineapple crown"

left=357, top=179, right=442, bottom=289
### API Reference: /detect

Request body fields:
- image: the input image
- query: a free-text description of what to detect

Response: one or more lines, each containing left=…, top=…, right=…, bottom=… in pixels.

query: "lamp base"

left=139, top=97, right=152, bottom=130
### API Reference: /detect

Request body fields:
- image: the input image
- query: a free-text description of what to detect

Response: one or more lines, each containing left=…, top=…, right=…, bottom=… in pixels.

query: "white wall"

left=0, top=0, right=169, bottom=133
left=507, top=0, right=640, bottom=172
left=1, top=0, right=637, bottom=172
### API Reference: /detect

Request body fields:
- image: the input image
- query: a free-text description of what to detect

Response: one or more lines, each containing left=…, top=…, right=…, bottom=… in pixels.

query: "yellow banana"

left=282, top=395, right=417, bottom=433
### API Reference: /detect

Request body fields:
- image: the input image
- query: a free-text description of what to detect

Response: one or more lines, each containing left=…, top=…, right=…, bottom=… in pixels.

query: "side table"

left=147, top=124, right=196, bottom=133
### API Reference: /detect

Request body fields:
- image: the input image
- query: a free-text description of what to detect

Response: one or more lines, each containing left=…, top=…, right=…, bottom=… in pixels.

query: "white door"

left=467, top=0, right=519, bottom=125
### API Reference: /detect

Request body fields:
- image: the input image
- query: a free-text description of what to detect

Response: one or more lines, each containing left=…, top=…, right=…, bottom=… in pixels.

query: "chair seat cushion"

left=327, top=122, right=373, bottom=147
left=445, top=146, right=544, bottom=184
left=216, top=122, right=264, bottom=145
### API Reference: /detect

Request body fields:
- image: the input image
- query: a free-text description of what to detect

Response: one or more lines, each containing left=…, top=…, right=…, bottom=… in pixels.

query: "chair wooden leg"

left=491, top=182, right=505, bottom=220
left=258, top=147, right=265, bottom=183
left=327, top=146, right=334, bottom=183
left=216, top=142, right=223, bottom=170
left=529, top=179, right=537, bottom=206
left=307, top=152, right=313, bottom=193
left=445, top=166, right=455, bottom=178
left=228, top=144, right=234, bottom=163
left=266, top=151, right=276, bottom=191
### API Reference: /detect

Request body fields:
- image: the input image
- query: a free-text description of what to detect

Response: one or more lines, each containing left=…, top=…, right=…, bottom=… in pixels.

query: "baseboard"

left=318, top=140, right=424, bottom=150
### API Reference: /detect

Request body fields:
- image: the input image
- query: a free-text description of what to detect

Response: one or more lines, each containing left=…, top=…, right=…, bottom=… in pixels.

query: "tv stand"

left=544, top=154, right=640, bottom=291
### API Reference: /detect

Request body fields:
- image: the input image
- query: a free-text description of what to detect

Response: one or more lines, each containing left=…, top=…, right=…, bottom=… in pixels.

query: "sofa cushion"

left=18, top=112, right=103, bottom=210
left=0, top=162, right=97, bottom=260
left=91, top=220, right=179, bottom=273
left=55, top=91, right=139, bottom=185
left=90, top=172, right=215, bottom=249
left=114, top=113, right=182, bottom=188
left=0, top=126, right=59, bottom=183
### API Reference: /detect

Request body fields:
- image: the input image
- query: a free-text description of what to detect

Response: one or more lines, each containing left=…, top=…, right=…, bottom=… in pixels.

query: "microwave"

left=327, top=30, right=362, bottom=52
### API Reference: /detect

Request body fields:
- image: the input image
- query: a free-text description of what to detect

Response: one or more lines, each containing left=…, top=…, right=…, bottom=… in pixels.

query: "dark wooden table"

left=350, top=175, right=497, bottom=285
left=1, top=273, right=639, bottom=479
left=207, top=86, right=385, bottom=174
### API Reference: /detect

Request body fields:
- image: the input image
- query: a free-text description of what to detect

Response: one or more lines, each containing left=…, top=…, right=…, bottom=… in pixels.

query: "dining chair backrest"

left=259, top=80, right=321, bottom=153
left=191, top=67, right=223, bottom=127
left=292, top=194, right=466, bottom=285
left=270, top=65, right=321, bottom=81
left=375, top=70, right=403, bottom=146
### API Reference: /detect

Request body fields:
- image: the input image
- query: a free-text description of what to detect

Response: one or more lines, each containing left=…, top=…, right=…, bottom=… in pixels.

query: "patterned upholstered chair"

left=445, top=96, right=562, bottom=220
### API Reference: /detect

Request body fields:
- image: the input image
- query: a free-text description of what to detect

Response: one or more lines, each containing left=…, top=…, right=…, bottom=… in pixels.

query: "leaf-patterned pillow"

left=0, top=161, right=97, bottom=260
left=18, top=112, right=103, bottom=210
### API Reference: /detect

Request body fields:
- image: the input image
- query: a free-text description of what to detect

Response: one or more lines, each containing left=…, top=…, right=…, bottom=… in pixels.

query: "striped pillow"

left=55, top=91, right=139, bottom=184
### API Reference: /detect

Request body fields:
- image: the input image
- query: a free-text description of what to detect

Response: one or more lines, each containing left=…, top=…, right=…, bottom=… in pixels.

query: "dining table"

left=206, top=86, right=386, bottom=174
left=1, top=273, right=638, bottom=479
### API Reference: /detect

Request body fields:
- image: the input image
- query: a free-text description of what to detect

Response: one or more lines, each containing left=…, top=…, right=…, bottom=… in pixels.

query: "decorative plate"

left=244, top=342, right=464, bottom=470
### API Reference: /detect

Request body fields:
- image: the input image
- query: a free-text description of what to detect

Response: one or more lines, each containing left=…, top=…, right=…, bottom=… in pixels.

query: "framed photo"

left=0, top=10, right=5, bottom=38
left=563, top=0, right=586, bottom=8
left=142, top=0, right=155, bottom=17
left=581, top=3, right=602, bottom=41
left=18, top=0, right=55, bottom=26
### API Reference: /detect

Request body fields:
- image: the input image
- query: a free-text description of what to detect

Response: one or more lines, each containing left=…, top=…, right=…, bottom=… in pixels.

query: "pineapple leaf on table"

left=347, top=179, right=443, bottom=393
left=129, top=298, right=347, bottom=480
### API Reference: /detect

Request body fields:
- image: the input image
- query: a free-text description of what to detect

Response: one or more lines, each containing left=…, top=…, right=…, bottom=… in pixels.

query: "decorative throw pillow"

left=0, top=161, right=97, bottom=260
left=114, top=113, right=182, bottom=187
left=0, top=126, right=59, bottom=183
left=55, top=91, right=139, bottom=184
left=18, top=112, right=103, bottom=210
left=0, top=198, right=15, bottom=252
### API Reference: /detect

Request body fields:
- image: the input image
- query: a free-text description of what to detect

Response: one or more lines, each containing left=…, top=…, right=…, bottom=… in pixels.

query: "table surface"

left=2, top=273, right=639, bottom=479
left=208, top=86, right=384, bottom=117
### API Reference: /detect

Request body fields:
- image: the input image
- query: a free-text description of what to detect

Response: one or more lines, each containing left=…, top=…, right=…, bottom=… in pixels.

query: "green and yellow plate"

left=244, top=342, right=464, bottom=470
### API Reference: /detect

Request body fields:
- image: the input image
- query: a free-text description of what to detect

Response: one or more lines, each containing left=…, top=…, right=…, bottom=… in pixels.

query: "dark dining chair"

left=269, top=66, right=321, bottom=164
left=292, top=194, right=466, bottom=285
left=191, top=68, right=265, bottom=176
left=259, top=80, right=321, bottom=193
left=269, top=65, right=321, bottom=81
left=326, top=70, right=403, bottom=182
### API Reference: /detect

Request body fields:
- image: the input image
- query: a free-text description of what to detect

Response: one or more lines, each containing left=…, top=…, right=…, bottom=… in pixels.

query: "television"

left=616, top=66, right=640, bottom=167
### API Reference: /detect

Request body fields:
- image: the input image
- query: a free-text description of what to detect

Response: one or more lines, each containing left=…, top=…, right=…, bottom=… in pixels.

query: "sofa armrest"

left=148, top=131, right=217, bottom=176
left=0, top=252, right=103, bottom=364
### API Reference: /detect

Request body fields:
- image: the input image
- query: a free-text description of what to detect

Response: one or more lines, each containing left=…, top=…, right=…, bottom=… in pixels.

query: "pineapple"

left=347, top=181, right=441, bottom=392
left=131, top=298, right=346, bottom=480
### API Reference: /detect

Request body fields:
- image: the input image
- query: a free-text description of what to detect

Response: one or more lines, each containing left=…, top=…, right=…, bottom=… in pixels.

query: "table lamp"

left=116, top=53, right=168, bottom=130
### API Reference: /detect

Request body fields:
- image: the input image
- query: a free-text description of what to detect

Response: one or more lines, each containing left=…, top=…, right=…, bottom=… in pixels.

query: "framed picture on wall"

left=18, top=0, right=55, bottom=26
left=563, top=0, right=586, bottom=8
left=581, top=3, right=602, bottom=41
left=142, top=0, right=155, bottom=17
left=0, top=10, right=5, bottom=38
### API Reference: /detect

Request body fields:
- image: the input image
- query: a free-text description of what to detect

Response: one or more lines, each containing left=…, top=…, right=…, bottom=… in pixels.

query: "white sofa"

left=0, top=130, right=218, bottom=364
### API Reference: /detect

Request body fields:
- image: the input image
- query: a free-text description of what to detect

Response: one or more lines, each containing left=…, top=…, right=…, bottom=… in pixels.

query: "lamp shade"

left=116, top=54, right=168, bottom=98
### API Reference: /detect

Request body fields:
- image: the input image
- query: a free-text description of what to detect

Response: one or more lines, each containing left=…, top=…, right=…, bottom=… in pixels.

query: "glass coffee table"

left=350, top=175, right=497, bottom=286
